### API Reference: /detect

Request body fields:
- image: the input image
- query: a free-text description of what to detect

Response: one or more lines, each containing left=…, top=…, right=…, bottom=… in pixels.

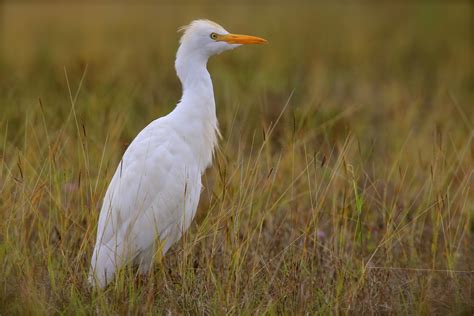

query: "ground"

left=0, top=2, right=473, bottom=314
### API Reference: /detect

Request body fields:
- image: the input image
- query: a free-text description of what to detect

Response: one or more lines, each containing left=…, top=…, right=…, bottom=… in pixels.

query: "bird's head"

left=178, top=19, right=267, bottom=58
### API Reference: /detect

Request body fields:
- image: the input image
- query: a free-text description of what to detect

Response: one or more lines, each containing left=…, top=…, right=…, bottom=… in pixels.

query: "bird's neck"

left=174, top=47, right=216, bottom=119
left=175, top=44, right=215, bottom=110
left=175, top=44, right=210, bottom=87
left=172, top=45, right=219, bottom=170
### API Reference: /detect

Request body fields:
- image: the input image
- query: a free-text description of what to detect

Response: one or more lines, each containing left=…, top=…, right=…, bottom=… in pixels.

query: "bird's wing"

left=93, top=119, right=196, bottom=256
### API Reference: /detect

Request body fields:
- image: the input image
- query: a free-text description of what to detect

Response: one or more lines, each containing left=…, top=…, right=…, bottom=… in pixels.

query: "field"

left=1, top=2, right=473, bottom=314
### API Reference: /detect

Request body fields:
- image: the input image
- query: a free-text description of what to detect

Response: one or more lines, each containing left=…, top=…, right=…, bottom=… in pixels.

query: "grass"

left=1, top=2, right=473, bottom=314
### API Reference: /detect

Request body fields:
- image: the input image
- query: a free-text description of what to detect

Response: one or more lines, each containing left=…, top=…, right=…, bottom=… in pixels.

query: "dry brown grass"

left=0, top=2, right=473, bottom=314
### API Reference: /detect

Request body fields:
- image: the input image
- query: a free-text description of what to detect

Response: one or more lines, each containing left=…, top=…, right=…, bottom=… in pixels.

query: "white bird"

left=89, top=19, right=267, bottom=288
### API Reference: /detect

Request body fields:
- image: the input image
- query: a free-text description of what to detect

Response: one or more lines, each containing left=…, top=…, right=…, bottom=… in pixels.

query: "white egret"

left=89, top=19, right=267, bottom=288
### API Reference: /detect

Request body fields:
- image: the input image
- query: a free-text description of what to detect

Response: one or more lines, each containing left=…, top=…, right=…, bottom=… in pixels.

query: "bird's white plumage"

left=89, top=19, right=266, bottom=287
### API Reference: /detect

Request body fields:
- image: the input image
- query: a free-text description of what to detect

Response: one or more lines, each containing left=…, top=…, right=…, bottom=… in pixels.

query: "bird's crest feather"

left=178, top=19, right=226, bottom=44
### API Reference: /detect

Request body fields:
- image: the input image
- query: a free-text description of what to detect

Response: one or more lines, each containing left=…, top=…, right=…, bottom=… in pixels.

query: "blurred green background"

left=1, top=2, right=472, bottom=168
left=2, top=2, right=472, bottom=142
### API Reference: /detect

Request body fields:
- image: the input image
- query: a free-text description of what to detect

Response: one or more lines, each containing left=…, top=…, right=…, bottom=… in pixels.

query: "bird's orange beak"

left=217, top=33, right=268, bottom=45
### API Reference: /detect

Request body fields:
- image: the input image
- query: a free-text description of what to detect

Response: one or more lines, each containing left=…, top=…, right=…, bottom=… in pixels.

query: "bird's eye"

left=210, top=33, right=218, bottom=40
